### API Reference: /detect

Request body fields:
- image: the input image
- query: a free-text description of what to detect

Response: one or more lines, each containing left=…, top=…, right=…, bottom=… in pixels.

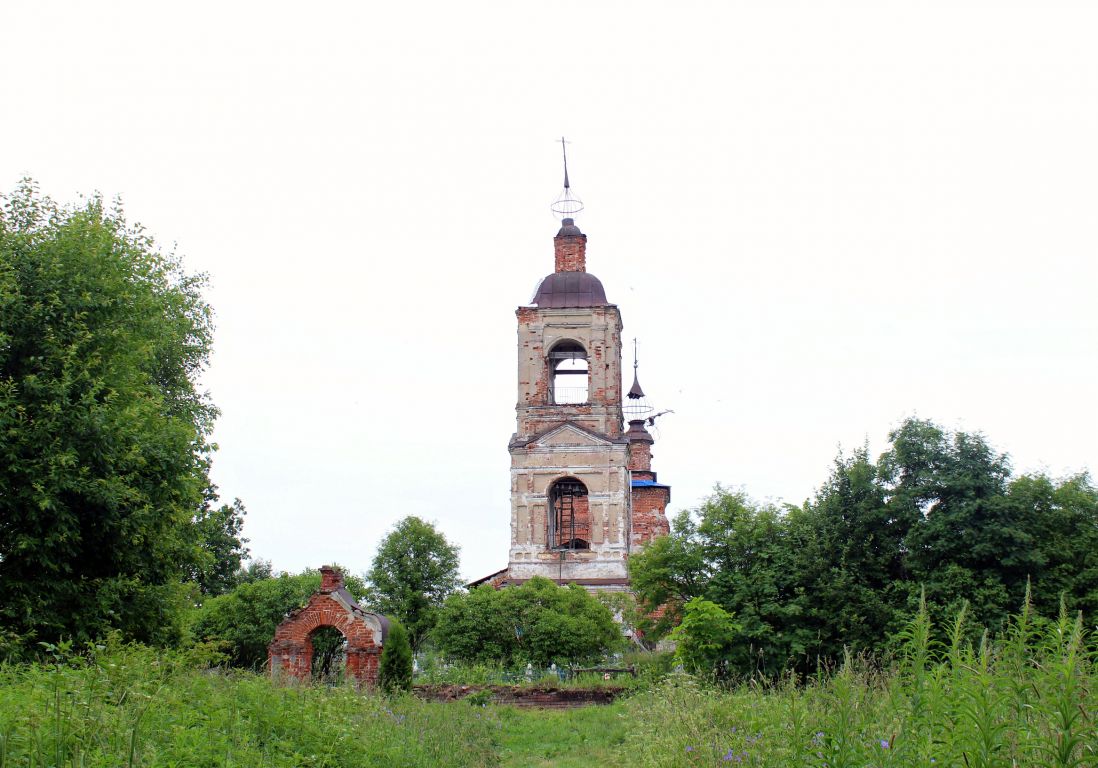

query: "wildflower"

left=879, top=739, right=889, bottom=749
left=686, top=746, right=695, bottom=752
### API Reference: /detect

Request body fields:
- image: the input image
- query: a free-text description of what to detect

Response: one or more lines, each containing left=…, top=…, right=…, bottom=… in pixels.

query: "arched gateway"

left=269, top=566, right=389, bottom=688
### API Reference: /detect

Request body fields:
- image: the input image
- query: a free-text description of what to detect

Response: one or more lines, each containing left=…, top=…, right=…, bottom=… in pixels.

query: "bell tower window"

left=549, top=342, right=588, bottom=404
left=548, top=477, right=590, bottom=550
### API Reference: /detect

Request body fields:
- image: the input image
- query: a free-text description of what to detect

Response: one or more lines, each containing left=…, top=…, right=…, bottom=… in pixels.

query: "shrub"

left=379, top=620, right=413, bottom=693
left=668, top=597, right=740, bottom=678
left=433, top=576, right=622, bottom=667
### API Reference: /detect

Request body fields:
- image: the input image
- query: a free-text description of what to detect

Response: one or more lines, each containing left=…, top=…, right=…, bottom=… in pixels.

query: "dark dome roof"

left=532, top=271, right=608, bottom=308
left=556, top=218, right=583, bottom=237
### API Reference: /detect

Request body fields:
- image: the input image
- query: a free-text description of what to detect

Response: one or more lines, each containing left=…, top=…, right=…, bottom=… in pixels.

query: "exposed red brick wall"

left=554, top=232, right=587, bottom=272
left=320, top=566, right=342, bottom=592
left=514, top=305, right=623, bottom=439
left=268, top=568, right=383, bottom=689
left=569, top=494, right=591, bottom=544
left=516, top=311, right=550, bottom=406
left=631, top=486, right=670, bottom=546
left=628, top=442, right=652, bottom=472
left=518, top=403, right=605, bottom=436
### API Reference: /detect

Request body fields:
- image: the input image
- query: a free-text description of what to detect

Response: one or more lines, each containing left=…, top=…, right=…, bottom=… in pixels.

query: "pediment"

left=531, top=422, right=613, bottom=448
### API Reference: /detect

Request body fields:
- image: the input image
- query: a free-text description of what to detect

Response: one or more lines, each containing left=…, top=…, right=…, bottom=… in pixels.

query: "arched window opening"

left=549, top=478, right=591, bottom=550
left=549, top=342, right=588, bottom=404
left=309, top=626, right=347, bottom=683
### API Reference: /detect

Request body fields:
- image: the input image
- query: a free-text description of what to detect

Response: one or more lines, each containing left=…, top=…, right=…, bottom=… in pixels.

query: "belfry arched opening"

left=549, top=477, right=590, bottom=550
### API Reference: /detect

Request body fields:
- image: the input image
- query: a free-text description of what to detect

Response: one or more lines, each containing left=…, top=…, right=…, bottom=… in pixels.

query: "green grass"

left=413, top=657, right=651, bottom=690
left=494, top=704, right=628, bottom=768
left=1, top=596, right=1094, bottom=767
left=0, top=639, right=500, bottom=767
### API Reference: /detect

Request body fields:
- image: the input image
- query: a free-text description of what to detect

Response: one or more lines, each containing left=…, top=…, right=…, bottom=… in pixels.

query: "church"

left=477, top=172, right=672, bottom=590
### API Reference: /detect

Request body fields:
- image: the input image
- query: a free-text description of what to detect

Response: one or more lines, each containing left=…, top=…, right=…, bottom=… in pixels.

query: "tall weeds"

left=0, top=598, right=1092, bottom=767
left=0, top=637, right=499, bottom=767
left=623, top=597, right=1096, bottom=767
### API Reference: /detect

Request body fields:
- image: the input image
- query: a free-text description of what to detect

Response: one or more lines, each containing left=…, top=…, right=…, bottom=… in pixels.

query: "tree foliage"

left=433, top=577, right=623, bottom=667
left=668, top=597, right=740, bottom=678
left=627, top=510, right=706, bottom=639
left=630, top=418, right=1098, bottom=676
left=0, top=181, right=228, bottom=649
left=234, top=558, right=275, bottom=585
left=378, top=620, right=413, bottom=693
left=186, top=493, right=249, bottom=597
left=366, top=516, right=461, bottom=653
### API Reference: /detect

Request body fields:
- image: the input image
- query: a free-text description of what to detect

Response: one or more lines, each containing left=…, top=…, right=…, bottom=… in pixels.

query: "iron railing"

left=551, top=387, right=588, bottom=405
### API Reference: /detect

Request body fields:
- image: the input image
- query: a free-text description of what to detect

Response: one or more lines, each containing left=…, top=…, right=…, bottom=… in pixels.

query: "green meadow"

left=2, top=600, right=1094, bottom=768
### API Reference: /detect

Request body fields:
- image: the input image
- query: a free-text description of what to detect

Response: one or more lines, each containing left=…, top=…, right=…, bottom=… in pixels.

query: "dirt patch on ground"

left=413, top=684, right=625, bottom=708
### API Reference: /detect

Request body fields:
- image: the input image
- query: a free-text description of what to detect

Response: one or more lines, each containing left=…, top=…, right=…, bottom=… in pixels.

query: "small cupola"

left=553, top=218, right=587, bottom=272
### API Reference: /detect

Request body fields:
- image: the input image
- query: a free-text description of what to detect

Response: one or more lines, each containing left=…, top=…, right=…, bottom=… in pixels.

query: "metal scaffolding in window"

left=549, top=478, right=590, bottom=550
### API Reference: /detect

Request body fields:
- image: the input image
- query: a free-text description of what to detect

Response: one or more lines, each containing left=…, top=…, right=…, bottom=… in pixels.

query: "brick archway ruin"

left=268, top=566, right=389, bottom=688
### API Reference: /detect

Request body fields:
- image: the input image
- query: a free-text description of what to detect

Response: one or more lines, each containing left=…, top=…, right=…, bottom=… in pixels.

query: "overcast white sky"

left=3, top=1, right=1096, bottom=582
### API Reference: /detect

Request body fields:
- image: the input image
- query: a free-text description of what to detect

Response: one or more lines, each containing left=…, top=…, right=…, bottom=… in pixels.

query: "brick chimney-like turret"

left=319, top=565, right=343, bottom=593
left=625, top=419, right=655, bottom=476
left=554, top=218, right=587, bottom=272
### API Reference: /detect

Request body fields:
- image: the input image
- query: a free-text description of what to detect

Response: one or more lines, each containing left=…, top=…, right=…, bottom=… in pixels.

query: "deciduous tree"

left=629, top=419, right=1097, bottom=675
left=186, top=491, right=249, bottom=597
left=0, top=181, right=219, bottom=648
left=433, top=577, right=622, bottom=667
left=366, top=517, right=461, bottom=653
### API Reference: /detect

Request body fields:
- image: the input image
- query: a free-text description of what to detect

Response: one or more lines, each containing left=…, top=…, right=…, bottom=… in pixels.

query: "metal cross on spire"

left=551, top=136, right=584, bottom=219
left=561, top=136, right=572, bottom=189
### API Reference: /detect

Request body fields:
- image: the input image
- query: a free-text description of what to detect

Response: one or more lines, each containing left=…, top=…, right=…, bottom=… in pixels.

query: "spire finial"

left=562, top=136, right=571, bottom=190
left=625, top=337, right=649, bottom=408
left=551, top=137, right=584, bottom=220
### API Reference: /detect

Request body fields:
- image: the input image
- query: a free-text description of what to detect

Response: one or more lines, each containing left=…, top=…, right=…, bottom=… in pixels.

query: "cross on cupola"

left=550, top=137, right=584, bottom=220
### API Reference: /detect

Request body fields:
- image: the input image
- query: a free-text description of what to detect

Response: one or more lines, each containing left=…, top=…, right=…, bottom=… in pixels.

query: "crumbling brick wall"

left=631, top=486, right=671, bottom=546
left=268, top=566, right=388, bottom=689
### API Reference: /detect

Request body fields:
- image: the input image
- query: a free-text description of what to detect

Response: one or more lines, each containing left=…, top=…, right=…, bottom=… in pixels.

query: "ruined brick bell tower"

left=495, top=148, right=671, bottom=589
